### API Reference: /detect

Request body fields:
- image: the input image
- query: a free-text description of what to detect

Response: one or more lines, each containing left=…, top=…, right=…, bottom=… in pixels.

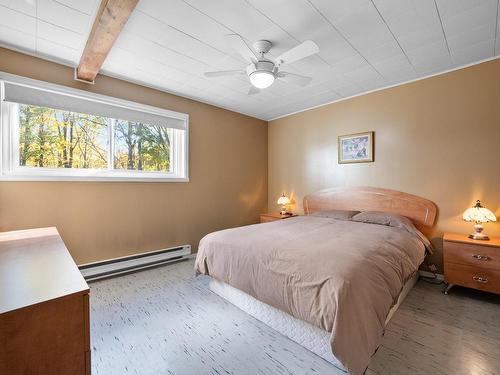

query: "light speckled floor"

left=90, top=259, right=500, bottom=375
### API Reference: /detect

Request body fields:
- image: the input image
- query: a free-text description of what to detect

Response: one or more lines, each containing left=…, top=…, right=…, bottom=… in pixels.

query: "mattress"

left=208, top=272, right=419, bottom=372
left=196, top=215, right=428, bottom=374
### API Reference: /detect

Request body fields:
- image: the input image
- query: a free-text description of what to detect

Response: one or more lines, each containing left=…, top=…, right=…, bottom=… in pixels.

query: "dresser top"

left=444, top=232, right=500, bottom=248
left=0, top=227, right=89, bottom=314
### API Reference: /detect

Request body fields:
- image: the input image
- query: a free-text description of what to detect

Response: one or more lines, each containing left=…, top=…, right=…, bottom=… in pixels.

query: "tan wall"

left=0, top=48, right=268, bottom=264
left=269, top=58, right=500, bottom=271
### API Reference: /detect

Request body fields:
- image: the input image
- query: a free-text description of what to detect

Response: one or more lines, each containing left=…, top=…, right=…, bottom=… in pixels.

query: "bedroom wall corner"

left=267, top=58, right=500, bottom=272
left=0, top=47, right=269, bottom=264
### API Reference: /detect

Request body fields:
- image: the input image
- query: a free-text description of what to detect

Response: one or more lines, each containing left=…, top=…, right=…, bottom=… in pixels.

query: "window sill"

left=0, top=173, right=189, bottom=182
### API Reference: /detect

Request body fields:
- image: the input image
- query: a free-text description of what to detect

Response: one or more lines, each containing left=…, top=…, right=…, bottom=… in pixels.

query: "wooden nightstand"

left=443, top=233, right=500, bottom=295
left=260, top=212, right=297, bottom=223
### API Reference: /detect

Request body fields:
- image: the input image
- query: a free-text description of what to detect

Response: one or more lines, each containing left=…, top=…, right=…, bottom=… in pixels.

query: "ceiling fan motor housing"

left=246, top=60, right=276, bottom=76
left=253, top=40, right=272, bottom=55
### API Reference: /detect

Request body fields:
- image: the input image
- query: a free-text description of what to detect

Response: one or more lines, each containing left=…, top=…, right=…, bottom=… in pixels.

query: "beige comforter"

left=194, top=216, right=426, bottom=375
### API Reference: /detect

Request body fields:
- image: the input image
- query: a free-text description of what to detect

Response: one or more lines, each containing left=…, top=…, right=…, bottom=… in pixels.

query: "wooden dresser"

left=0, top=227, right=90, bottom=375
left=443, top=233, right=500, bottom=295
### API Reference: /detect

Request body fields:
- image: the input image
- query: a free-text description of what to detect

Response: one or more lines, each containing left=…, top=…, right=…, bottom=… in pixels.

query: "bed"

left=195, top=187, right=437, bottom=375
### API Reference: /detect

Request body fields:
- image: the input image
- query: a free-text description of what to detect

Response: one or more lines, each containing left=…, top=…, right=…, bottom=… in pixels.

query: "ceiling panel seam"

left=128, top=9, right=269, bottom=100
left=433, top=0, right=453, bottom=63
left=305, top=0, right=386, bottom=81
left=0, top=3, right=32, bottom=17
left=53, top=0, right=91, bottom=16
left=179, top=0, right=249, bottom=46
left=495, top=0, right=499, bottom=55
left=370, top=0, right=418, bottom=75
left=135, top=9, right=236, bottom=59
left=243, top=0, right=335, bottom=69
left=35, top=1, right=38, bottom=54
left=0, top=4, right=87, bottom=37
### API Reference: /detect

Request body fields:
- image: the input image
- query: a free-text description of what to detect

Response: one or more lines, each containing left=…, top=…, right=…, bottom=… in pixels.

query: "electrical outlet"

left=428, top=264, right=438, bottom=273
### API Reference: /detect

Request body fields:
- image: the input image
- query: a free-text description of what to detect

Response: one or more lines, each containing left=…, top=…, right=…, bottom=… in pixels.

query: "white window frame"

left=0, top=72, right=189, bottom=182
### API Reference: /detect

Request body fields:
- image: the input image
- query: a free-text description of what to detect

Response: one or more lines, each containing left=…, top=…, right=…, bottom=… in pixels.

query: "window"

left=17, top=104, right=109, bottom=170
left=0, top=75, right=188, bottom=181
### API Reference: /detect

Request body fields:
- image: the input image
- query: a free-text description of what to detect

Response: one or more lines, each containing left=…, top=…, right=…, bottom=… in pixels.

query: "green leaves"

left=19, top=104, right=107, bottom=169
left=18, top=104, right=171, bottom=172
left=113, top=120, right=171, bottom=172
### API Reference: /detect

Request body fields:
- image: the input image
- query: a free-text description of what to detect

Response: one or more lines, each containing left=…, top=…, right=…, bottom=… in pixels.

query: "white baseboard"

left=79, top=245, right=191, bottom=281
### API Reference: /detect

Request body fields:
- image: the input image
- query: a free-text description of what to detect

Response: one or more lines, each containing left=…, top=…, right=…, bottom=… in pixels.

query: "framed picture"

left=338, top=131, right=374, bottom=164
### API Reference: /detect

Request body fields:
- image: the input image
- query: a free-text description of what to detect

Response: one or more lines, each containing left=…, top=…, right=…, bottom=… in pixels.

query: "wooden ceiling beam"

left=76, top=0, right=139, bottom=83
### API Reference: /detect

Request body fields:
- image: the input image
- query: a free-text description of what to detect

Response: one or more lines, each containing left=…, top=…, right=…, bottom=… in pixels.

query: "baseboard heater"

left=78, top=244, right=191, bottom=281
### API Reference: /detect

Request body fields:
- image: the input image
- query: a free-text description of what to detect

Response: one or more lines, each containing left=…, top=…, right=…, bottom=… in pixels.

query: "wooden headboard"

left=303, top=187, right=437, bottom=228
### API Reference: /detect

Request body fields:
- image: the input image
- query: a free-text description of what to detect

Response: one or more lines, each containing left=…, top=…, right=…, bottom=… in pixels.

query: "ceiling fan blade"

left=248, top=86, right=260, bottom=95
left=277, top=72, right=312, bottom=87
left=275, top=40, right=319, bottom=66
left=204, top=70, right=245, bottom=78
left=226, top=34, right=259, bottom=63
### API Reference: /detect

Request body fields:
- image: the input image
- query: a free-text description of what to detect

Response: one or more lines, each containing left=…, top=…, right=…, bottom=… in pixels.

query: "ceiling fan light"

left=250, top=71, right=275, bottom=89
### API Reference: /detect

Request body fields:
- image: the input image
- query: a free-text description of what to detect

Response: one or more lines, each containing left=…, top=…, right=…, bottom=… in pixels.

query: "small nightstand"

left=443, top=233, right=500, bottom=295
left=260, top=212, right=297, bottom=223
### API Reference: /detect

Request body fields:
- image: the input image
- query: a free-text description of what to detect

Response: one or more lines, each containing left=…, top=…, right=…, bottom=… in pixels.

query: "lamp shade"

left=277, top=193, right=291, bottom=206
left=463, top=200, right=497, bottom=223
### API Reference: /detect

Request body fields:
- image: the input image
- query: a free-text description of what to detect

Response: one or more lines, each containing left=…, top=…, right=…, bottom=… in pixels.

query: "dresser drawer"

left=443, top=241, right=500, bottom=271
left=444, top=263, right=500, bottom=294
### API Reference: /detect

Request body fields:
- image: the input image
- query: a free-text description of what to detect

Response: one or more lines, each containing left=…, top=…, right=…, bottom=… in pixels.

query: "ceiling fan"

left=204, top=34, right=320, bottom=94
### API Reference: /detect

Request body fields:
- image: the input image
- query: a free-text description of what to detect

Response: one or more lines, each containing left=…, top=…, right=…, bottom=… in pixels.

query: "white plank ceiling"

left=0, top=0, right=499, bottom=120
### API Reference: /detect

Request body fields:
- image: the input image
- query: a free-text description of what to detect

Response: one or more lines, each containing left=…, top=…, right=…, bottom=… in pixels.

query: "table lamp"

left=277, top=193, right=291, bottom=216
left=462, top=200, right=497, bottom=240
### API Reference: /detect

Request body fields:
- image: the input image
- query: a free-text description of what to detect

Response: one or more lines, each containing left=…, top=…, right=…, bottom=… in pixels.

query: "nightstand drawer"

left=444, top=241, right=500, bottom=271
left=260, top=216, right=279, bottom=223
left=260, top=213, right=297, bottom=223
left=444, top=263, right=500, bottom=294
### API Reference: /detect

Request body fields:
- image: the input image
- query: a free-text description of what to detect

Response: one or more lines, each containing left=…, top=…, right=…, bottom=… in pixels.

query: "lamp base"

left=468, top=233, right=490, bottom=240
left=469, top=223, right=490, bottom=240
left=280, top=204, right=288, bottom=216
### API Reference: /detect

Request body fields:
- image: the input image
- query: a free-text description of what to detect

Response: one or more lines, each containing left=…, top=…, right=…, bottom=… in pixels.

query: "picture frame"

left=338, top=131, right=374, bottom=164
